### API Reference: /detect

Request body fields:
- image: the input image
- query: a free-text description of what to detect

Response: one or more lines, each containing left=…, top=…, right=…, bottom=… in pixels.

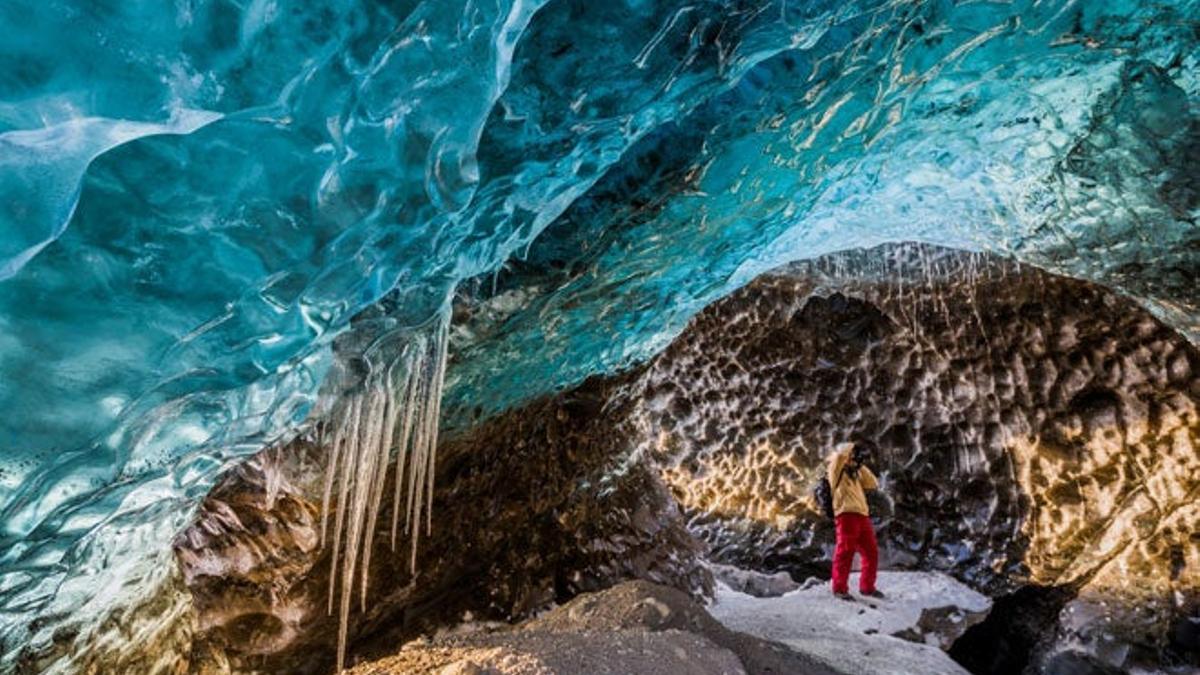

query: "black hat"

left=851, top=441, right=875, bottom=464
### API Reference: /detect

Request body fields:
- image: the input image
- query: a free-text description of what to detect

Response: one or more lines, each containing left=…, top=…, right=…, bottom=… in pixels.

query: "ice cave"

left=1, top=1, right=1198, bottom=673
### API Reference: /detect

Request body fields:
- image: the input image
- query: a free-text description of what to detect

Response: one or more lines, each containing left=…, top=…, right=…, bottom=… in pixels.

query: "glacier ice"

left=0, top=0, right=1197, bottom=670
left=448, top=0, right=1200, bottom=424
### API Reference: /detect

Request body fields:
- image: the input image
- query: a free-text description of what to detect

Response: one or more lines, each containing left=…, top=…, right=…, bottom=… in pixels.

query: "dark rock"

left=709, top=564, right=800, bottom=598
left=1041, top=650, right=1127, bottom=675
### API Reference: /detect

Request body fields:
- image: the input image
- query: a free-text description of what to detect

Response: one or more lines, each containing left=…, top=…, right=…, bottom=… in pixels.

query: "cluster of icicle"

left=318, top=313, right=451, bottom=672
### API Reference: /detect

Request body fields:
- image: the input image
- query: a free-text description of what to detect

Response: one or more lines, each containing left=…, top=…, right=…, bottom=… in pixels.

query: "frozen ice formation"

left=1, top=0, right=1198, bottom=671
left=318, top=312, right=449, bottom=672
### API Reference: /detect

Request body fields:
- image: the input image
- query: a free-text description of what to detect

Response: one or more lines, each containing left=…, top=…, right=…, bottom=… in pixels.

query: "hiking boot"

left=862, top=589, right=885, bottom=599
left=834, top=591, right=855, bottom=601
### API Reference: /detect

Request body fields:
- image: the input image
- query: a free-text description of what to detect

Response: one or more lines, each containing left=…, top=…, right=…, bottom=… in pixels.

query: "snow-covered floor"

left=708, top=571, right=991, bottom=675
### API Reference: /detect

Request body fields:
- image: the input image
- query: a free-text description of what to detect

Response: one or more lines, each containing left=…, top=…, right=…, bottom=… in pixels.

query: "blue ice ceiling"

left=1, top=0, right=1198, bottom=668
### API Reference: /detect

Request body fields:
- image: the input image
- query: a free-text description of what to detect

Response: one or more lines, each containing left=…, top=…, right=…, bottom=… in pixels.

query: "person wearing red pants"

left=828, top=441, right=883, bottom=600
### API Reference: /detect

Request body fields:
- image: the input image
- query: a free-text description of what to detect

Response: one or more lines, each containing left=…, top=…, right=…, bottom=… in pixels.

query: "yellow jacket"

left=828, top=445, right=878, bottom=516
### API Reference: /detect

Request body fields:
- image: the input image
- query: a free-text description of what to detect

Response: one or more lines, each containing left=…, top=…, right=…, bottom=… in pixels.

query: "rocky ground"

left=347, top=630, right=747, bottom=675
left=343, top=571, right=991, bottom=675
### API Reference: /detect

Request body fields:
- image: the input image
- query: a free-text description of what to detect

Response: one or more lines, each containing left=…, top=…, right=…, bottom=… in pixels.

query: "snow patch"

left=708, top=570, right=991, bottom=675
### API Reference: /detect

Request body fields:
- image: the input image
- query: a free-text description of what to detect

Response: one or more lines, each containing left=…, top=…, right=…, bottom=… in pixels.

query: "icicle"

left=390, top=349, right=421, bottom=548
left=359, top=372, right=396, bottom=609
left=264, top=444, right=283, bottom=511
left=319, top=416, right=346, bottom=548
left=328, top=393, right=362, bottom=616
left=406, top=351, right=432, bottom=573
left=424, top=319, right=450, bottom=537
left=320, top=309, right=452, bottom=672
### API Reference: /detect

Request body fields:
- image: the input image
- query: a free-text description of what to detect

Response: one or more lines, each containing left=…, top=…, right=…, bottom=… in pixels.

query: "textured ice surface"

left=447, top=0, right=1200, bottom=425
left=0, top=0, right=1198, bottom=669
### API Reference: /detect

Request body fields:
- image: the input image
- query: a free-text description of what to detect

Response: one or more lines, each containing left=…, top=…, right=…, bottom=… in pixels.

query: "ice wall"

left=0, top=0, right=1197, bottom=670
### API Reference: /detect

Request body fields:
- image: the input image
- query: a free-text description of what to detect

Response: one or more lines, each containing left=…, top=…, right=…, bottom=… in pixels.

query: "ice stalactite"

left=318, top=311, right=451, bottom=672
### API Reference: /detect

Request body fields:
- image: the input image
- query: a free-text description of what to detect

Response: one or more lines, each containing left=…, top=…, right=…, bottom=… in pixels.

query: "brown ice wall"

left=627, top=244, right=1199, bottom=669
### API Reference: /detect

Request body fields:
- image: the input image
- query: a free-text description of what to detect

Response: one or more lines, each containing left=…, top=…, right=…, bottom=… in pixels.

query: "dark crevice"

left=949, top=583, right=1078, bottom=675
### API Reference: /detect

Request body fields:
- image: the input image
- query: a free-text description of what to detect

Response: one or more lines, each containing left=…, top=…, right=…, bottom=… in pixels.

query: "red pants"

left=831, top=513, right=878, bottom=594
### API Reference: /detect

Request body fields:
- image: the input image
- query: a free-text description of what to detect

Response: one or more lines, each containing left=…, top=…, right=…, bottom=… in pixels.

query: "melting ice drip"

left=318, top=313, right=451, bottom=672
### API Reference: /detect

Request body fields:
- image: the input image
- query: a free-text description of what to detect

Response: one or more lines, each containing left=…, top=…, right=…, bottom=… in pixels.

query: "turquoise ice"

left=0, top=0, right=1196, bottom=668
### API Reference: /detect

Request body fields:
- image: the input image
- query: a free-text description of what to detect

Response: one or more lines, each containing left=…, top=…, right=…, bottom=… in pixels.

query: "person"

left=828, top=440, right=883, bottom=600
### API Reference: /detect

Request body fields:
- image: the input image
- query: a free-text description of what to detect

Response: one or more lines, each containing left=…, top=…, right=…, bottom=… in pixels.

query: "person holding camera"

left=827, top=440, right=884, bottom=600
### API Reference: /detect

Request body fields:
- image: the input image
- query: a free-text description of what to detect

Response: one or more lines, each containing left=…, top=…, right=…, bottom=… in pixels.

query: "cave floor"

left=345, top=571, right=990, bottom=674
left=708, top=571, right=992, bottom=675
